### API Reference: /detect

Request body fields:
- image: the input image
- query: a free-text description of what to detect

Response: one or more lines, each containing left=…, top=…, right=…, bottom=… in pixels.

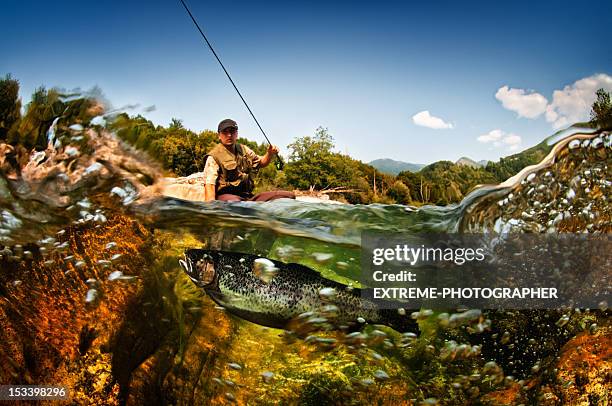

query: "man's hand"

left=267, top=144, right=279, bottom=156
left=260, top=144, right=279, bottom=168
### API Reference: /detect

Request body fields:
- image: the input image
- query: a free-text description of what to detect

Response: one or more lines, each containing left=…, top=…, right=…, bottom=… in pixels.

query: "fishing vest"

left=206, top=143, right=256, bottom=197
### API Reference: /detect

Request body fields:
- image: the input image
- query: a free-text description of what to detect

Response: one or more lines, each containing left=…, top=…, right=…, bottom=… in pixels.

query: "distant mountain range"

left=369, top=157, right=490, bottom=174
left=368, top=159, right=426, bottom=175
left=455, top=157, right=490, bottom=168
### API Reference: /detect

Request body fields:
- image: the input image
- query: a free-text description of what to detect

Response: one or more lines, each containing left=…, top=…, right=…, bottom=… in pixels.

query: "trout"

left=179, top=249, right=418, bottom=333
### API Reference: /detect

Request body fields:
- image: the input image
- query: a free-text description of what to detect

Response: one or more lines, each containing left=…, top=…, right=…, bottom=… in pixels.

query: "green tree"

left=0, top=74, right=21, bottom=141
left=387, top=180, right=411, bottom=204
left=285, top=127, right=335, bottom=190
left=15, top=87, right=65, bottom=148
left=169, top=118, right=184, bottom=129
left=590, top=88, right=612, bottom=130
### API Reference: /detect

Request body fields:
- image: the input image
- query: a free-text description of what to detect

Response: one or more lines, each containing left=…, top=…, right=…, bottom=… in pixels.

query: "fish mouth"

left=179, top=254, right=196, bottom=281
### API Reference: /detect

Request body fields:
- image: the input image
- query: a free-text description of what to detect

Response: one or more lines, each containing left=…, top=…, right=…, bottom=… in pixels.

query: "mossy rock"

left=299, top=372, right=352, bottom=406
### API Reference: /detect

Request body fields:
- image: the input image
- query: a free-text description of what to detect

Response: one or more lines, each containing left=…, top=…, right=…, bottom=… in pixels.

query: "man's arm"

left=204, top=184, right=216, bottom=201
left=203, top=157, right=218, bottom=201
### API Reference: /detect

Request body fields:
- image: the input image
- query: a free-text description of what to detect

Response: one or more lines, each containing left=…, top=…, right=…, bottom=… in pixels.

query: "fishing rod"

left=177, top=0, right=285, bottom=170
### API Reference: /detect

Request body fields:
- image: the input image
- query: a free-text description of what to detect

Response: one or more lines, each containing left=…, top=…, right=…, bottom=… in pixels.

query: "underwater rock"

left=546, top=325, right=611, bottom=405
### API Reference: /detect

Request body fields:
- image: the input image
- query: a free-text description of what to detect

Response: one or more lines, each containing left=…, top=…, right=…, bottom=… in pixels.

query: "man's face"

left=219, top=127, right=238, bottom=147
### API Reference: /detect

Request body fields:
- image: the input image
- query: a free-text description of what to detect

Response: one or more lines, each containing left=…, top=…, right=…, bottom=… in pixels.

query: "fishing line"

left=177, top=0, right=284, bottom=170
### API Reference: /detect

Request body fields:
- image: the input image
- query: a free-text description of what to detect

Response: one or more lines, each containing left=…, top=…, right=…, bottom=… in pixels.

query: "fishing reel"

left=275, top=156, right=285, bottom=171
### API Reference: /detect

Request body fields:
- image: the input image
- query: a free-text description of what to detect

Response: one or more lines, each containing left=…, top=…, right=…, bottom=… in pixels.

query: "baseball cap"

left=218, top=118, right=238, bottom=133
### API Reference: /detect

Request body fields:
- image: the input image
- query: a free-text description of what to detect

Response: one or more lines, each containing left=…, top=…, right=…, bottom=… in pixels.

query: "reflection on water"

left=0, top=119, right=609, bottom=404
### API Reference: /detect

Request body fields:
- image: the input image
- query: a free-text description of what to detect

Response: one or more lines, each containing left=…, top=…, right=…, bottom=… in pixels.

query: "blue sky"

left=2, top=0, right=611, bottom=164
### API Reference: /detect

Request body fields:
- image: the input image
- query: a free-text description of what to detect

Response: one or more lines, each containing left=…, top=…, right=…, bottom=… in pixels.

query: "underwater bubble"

left=411, top=309, right=433, bottom=320
left=275, top=245, right=304, bottom=260
left=261, top=371, right=274, bottom=384
left=372, top=351, right=385, bottom=361
left=321, top=304, right=339, bottom=317
left=108, top=271, right=123, bottom=281
left=316, top=337, right=337, bottom=345
left=86, top=278, right=99, bottom=287
left=555, top=314, right=570, bottom=328
left=306, top=316, right=328, bottom=325
left=85, top=289, right=99, bottom=303
left=228, top=362, right=242, bottom=371
left=64, top=146, right=80, bottom=158
left=1, top=210, right=22, bottom=230
left=397, top=308, right=406, bottom=316
left=253, top=258, right=278, bottom=283
left=373, top=370, right=389, bottom=381
left=84, top=162, right=103, bottom=175
left=336, top=261, right=349, bottom=270
left=589, top=324, right=598, bottom=334
left=297, top=311, right=315, bottom=320
left=312, top=252, right=333, bottom=263
left=319, top=287, right=337, bottom=300
left=568, top=139, right=581, bottom=150
left=371, top=330, right=387, bottom=338
left=93, top=213, right=107, bottom=223
left=357, top=317, right=366, bottom=324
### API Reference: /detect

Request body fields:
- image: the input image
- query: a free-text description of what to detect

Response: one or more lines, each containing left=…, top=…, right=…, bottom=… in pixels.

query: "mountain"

left=455, top=157, right=481, bottom=168
left=454, top=157, right=491, bottom=168
left=368, top=158, right=426, bottom=175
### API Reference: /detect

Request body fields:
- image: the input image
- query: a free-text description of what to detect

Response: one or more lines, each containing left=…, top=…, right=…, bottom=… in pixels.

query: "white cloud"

left=545, top=73, right=612, bottom=129
left=412, top=110, right=454, bottom=129
left=495, top=74, right=612, bottom=129
left=477, top=129, right=503, bottom=143
left=478, top=129, right=522, bottom=151
left=495, top=86, right=548, bottom=119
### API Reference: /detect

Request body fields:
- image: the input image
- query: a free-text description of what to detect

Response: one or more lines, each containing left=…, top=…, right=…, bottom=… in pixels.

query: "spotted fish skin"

left=180, top=249, right=418, bottom=334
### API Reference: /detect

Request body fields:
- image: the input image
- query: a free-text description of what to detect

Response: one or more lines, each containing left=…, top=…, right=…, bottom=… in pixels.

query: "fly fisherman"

left=203, top=119, right=295, bottom=202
